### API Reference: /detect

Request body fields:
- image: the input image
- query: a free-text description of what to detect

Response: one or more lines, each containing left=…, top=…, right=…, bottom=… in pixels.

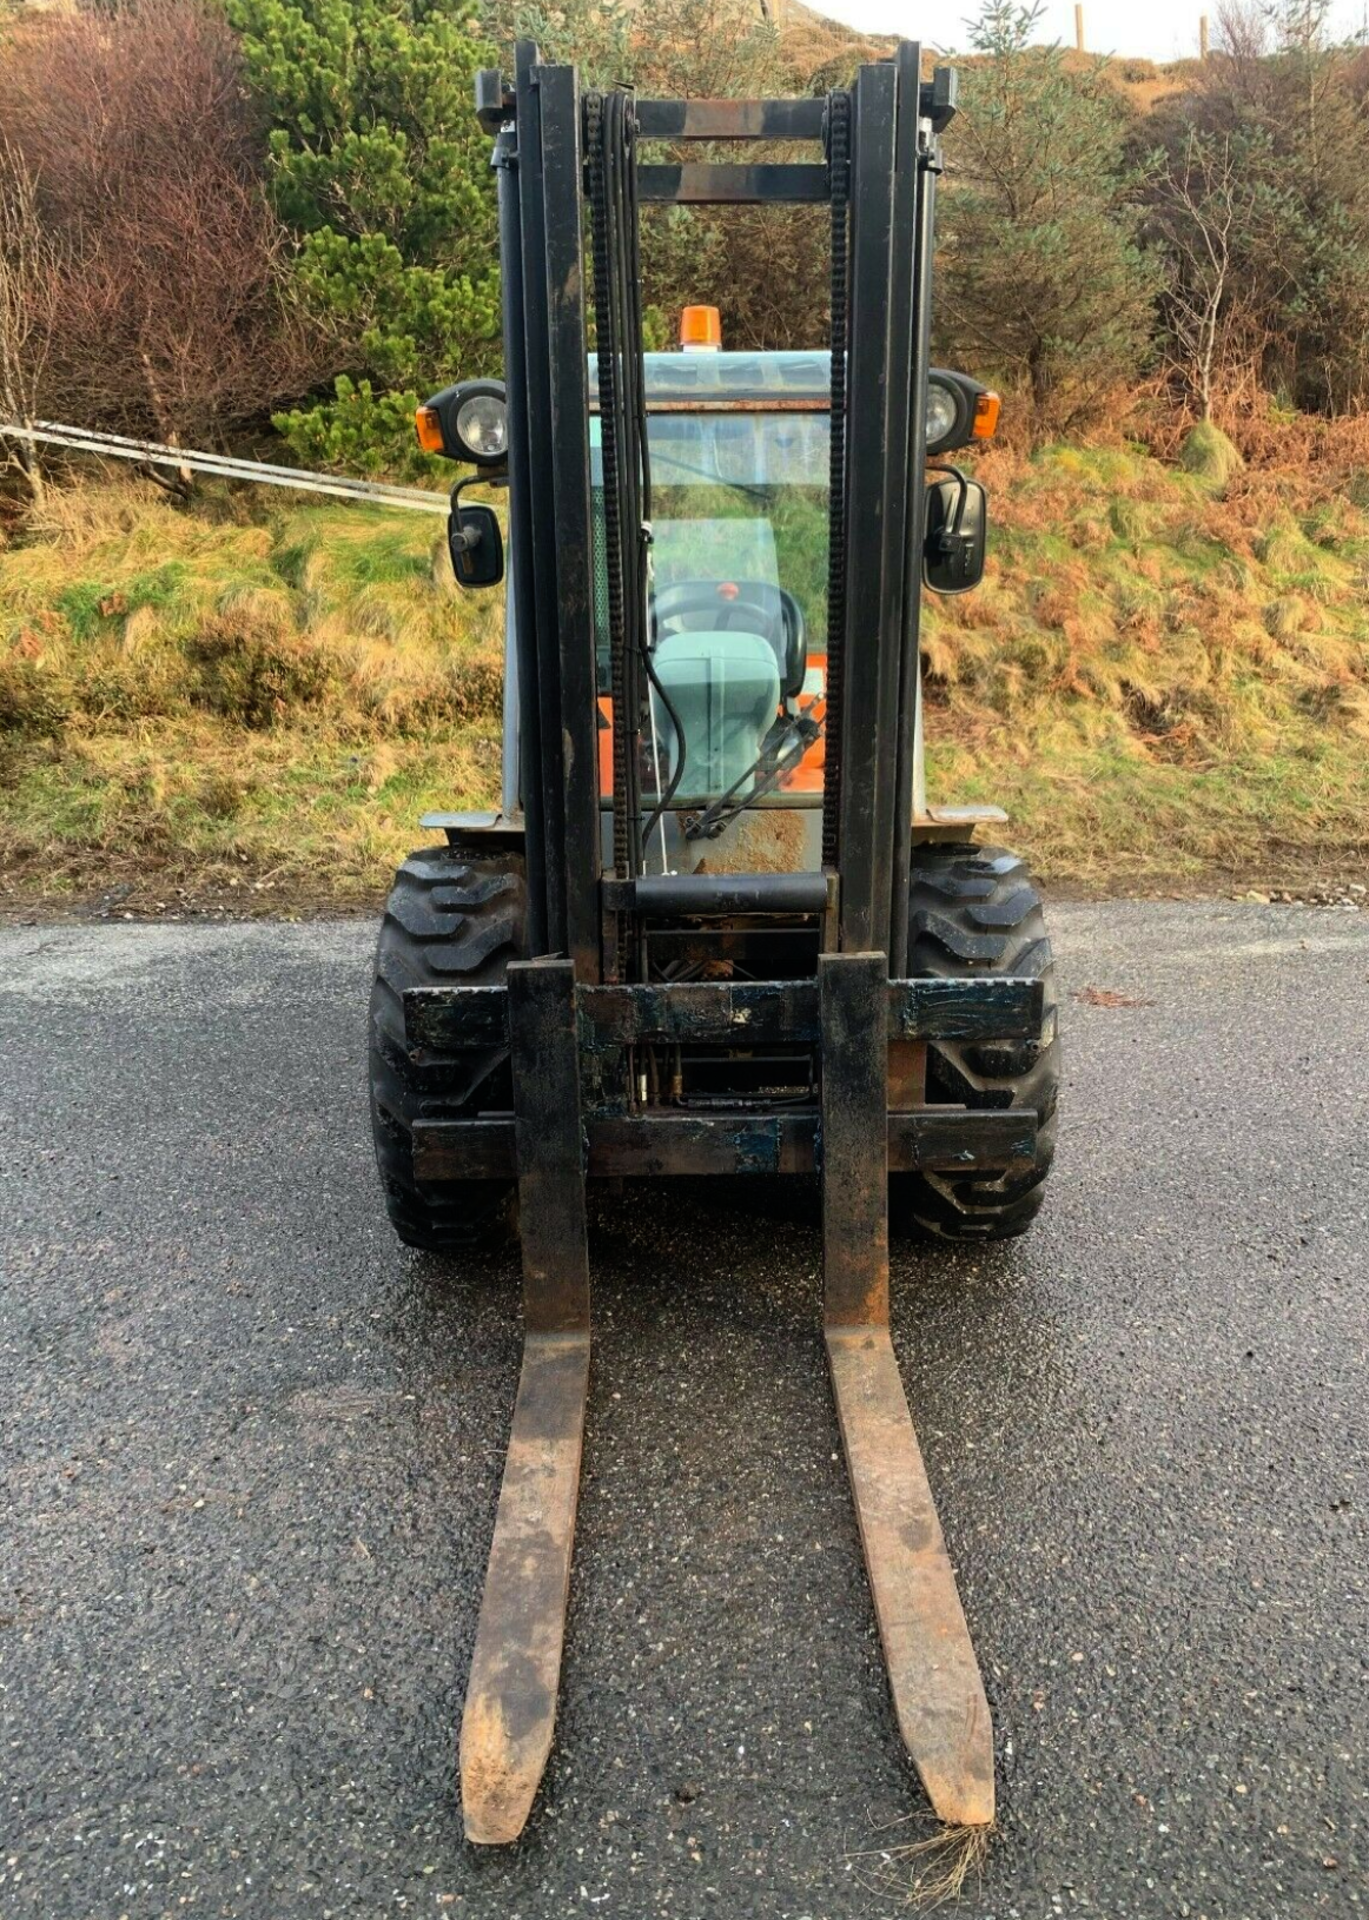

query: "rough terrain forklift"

left=368, top=41, right=1059, bottom=1846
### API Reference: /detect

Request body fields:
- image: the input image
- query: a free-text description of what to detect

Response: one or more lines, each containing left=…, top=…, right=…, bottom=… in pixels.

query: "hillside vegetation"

left=921, top=437, right=1369, bottom=885
left=0, top=486, right=504, bottom=907
left=3, top=0, right=1369, bottom=908
left=3, top=438, right=1367, bottom=910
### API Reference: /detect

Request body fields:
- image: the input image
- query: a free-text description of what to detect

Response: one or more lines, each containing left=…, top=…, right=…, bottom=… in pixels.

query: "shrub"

left=186, top=609, right=333, bottom=728
left=938, top=1, right=1159, bottom=437
left=1178, top=420, right=1244, bottom=491
left=228, top=0, right=501, bottom=470
left=0, top=0, right=322, bottom=445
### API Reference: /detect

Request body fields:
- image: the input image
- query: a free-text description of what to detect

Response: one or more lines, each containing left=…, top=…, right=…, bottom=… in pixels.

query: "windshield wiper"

left=682, top=712, right=822, bottom=842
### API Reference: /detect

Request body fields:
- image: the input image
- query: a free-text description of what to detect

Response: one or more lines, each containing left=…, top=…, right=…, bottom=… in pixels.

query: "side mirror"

left=448, top=502, right=504, bottom=589
left=923, top=471, right=987, bottom=595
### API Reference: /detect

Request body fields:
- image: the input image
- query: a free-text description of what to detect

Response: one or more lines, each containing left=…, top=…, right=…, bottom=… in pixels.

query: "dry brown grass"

left=847, top=1815, right=994, bottom=1909
left=0, top=479, right=503, bottom=737
left=0, top=481, right=504, bottom=897
left=918, top=434, right=1369, bottom=884
left=3, top=438, right=1369, bottom=905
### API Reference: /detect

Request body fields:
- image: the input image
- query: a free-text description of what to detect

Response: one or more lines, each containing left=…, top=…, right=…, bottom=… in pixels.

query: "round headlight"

left=925, top=377, right=961, bottom=454
left=415, top=378, right=510, bottom=465
left=456, top=390, right=508, bottom=462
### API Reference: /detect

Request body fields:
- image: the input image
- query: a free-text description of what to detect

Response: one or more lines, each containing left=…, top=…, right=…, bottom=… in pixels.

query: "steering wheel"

left=651, top=579, right=807, bottom=700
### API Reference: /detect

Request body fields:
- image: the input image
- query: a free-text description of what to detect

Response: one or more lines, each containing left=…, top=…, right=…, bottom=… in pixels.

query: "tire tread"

left=892, top=842, right=1059, bottom=1242
left=368, top=846, right=525, bottom=1252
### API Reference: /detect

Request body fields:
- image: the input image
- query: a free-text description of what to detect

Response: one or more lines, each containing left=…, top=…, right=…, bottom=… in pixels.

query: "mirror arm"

left=925, top=461, right=970, bottom=547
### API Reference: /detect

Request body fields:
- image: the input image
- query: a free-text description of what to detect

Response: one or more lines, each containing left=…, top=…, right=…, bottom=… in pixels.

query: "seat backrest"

left=652, top=630, right=781, bottom=798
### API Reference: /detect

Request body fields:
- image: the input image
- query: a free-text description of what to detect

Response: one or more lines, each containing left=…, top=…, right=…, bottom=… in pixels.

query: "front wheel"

left=368, top=846, right=525, bottom=1252
left=891, top=844, right=1059, bottom=1241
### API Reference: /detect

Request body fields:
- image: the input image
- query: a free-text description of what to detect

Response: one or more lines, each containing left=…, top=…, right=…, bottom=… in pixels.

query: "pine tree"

left=937, top=0, right=1157, bottom=436
left=228, top=0, right=501, bottom=470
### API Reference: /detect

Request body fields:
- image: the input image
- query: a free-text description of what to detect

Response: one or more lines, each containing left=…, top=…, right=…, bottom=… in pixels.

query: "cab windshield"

left=590, top=404, right=830, bottom=811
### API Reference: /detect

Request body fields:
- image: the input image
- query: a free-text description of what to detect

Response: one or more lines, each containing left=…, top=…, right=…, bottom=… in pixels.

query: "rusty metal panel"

left=579, top=979, right=822, bottom=1047
left=890, top=976, right=1042, bottom=1040
left=458, top=955, right=595, bottom=1847
left=413, top=1119, right=516, bottom=1181
left=827, top=1326, right=995, bottom=1826
left=579, top=976, right=1041, bottom=1046
left=459, top=1330, right=591, bottom=1844
left=412, top=1109, right=1037, bottom=1182
left=820, top=951, right=889, bottom=1328
left=405, top=985, right=510, bottom=1052
left=405, top=975, right=1043, bottom=1055
left=588, top=1113, right=814, bottom=1177
left=892, top=1109, right=1035, bottom=1171
left=887, top=1037, right=926, bottom=1110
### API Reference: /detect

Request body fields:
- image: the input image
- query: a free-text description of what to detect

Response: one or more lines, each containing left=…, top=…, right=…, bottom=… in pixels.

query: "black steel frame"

left=488, top=40, right=956, bottom=979
left=452, top=44, right=1005, bottom=1848
left=497, top=48, right=601, bottom=975
left=456, top=39, right=992, bottom=1156
left=834, top=43, right=949, bottom=966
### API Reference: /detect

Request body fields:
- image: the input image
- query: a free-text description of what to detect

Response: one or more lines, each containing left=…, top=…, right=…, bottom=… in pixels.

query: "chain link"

left=821, top=90, right=851, bottom=871
left=585, top=91, right=634, bottom=878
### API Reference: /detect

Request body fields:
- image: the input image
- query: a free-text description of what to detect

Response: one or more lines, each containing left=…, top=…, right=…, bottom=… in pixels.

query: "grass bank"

left=0, top=484, right=504, bottom=910
left=2, top=439, right=1368, bottom=912
left=921, top=437, right=1369, bottom=888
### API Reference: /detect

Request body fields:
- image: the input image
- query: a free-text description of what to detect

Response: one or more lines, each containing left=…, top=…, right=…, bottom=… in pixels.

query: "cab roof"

left=588, top=350, right=829, bottom=408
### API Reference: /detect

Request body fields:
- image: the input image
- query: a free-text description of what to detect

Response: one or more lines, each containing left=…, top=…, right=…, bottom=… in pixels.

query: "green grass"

left=2, top=445, right=1368, bottom=907
left=0, top=483, right=504, bottom=900
left=916, top=439, right=1369, bottom=884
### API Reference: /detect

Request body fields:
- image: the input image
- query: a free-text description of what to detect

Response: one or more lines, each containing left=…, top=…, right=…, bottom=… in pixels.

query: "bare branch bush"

left=1146, top=131, right=1269, bottom=419
left=0, top=139, right=63, bottom=503
left=0, top=0, right=326, bottom=450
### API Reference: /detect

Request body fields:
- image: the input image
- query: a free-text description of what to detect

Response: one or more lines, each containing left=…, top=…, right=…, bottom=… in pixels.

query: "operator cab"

left=418, top=307, right=998, bottom=875
left=583, top=310, right=996, bottom=870
left=589, top=328, right=834, bottom=865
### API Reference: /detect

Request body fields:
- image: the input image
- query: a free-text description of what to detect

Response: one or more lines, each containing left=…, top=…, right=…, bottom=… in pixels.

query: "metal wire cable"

left=0, top=420, right=449, bottom=514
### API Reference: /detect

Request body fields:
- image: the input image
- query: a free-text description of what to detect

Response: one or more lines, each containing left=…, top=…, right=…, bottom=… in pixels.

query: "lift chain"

left=585, top=90, right=634, bottom=880
left=821, top=89, right=851, bottom=872
left=585, top=89, right=688, bottom=906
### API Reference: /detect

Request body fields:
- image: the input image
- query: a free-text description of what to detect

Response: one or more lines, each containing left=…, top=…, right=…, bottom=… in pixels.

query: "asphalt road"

left=2, top=902, right=1366, bottom=1920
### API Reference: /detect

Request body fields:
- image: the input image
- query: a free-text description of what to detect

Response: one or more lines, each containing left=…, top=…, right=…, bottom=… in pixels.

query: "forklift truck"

left=369, top=41, right=1059, bottom=1844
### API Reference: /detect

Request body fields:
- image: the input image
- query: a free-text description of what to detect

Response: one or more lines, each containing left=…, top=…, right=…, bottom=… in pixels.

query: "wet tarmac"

left=2, top=902, right=1365, bottom=1918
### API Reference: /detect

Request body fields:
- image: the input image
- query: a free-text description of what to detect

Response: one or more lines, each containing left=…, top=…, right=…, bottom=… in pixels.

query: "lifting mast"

left=411, top=42, right=1020, bottom=1844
